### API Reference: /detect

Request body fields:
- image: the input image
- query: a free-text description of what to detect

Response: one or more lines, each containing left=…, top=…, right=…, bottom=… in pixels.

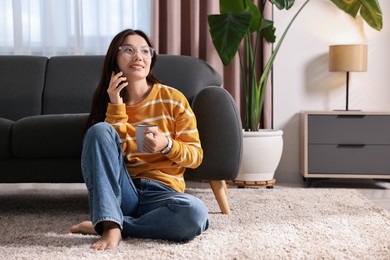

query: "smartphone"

left=114, top=65, right=126, bottom=97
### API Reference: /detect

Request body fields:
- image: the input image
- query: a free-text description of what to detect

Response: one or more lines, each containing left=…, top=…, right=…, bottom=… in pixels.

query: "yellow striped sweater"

left=105, top=83, right=203, bottom=192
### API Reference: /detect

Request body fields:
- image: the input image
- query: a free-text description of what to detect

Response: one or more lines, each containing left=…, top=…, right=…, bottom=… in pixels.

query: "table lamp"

left=329, top=44, right=367, bottom=111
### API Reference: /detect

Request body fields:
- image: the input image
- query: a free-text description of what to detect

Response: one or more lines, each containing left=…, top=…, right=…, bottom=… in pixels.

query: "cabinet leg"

left=303, top=177, right=312, bottom=188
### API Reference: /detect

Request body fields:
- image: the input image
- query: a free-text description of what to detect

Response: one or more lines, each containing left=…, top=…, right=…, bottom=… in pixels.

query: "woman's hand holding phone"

left=108, top=71, right=128, bottom=104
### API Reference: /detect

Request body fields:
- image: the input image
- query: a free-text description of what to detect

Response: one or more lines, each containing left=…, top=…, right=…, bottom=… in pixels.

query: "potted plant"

left=208, top=0, right=383, bottom=182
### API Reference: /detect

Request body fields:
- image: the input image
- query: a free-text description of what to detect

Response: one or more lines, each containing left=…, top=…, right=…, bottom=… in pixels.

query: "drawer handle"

left=337, top=115, right=365, bottom=118
left=337, top=144, right=366, bottom=148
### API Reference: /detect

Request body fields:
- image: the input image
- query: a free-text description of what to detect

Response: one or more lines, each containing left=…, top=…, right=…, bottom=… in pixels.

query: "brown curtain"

left=152, top=0, right=273, bottom=129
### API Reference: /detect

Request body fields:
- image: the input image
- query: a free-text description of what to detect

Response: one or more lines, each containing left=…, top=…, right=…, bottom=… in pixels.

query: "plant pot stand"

left=227, top=179, right=276, bottom=189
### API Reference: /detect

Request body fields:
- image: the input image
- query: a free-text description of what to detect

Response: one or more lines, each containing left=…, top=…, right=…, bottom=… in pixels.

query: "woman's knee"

left=83, top=122, right=121, bottom=148
left=84, top=122, right=113, bottom=140
left=81, top=122, right=122, bottom=179
left=168, top=194, right=209, bottom=240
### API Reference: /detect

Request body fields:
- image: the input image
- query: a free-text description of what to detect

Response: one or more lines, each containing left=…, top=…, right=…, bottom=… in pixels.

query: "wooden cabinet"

left=300, top=111, right=390, bottom=185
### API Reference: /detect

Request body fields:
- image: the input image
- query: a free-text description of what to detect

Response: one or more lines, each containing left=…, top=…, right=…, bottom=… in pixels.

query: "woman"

left=69, top=29, right=209, bottom=250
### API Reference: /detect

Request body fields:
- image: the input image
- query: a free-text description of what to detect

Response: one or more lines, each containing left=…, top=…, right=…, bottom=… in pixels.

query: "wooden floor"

left=301, top=179, right=390, bottom=212
left=358, top=187, right=390, bottom=212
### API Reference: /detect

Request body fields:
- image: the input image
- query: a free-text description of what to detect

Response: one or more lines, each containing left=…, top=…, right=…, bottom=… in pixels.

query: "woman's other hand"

left=108, top=71, right=128, bottom=104
left=143, top=127, right=169, bottom=153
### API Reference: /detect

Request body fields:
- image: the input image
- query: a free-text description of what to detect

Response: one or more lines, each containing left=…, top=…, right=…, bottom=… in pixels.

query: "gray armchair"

left=154, top=55, right=243, bottom=214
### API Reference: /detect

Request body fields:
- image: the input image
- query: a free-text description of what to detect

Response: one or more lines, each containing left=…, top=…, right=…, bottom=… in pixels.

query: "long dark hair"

left=85, top=29, right=161, bottom=131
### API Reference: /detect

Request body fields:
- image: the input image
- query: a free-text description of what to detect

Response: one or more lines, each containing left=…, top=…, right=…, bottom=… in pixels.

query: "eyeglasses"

left=118, top=45, right=155, bottom=59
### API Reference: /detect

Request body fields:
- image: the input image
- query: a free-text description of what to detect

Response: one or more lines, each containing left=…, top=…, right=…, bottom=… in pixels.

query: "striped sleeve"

left=160, top=86, right=203, bottom=169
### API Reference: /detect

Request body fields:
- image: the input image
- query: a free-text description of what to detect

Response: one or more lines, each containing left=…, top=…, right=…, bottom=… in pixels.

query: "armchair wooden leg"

left=209, top=180, right=231, bottom=214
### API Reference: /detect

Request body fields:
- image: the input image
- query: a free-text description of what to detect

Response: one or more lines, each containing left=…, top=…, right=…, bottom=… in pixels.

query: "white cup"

left=136, top=124, right=157, bottom=153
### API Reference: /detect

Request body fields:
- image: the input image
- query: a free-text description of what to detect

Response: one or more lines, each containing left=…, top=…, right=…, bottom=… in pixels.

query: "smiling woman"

left=0, top=0, right=152, bottom=56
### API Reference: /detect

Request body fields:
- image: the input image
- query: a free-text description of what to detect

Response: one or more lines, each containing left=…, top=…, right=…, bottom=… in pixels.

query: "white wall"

left=273, top=0, right=390, bottom=183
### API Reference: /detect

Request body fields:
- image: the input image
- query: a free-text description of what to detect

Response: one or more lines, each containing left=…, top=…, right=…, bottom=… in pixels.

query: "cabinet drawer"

left=308, top=144, right=390, bottom=174
left=308, top=115, right=390, bottom=144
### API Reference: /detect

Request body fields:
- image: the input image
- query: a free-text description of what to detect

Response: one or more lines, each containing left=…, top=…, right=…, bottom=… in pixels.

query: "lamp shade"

left=329, top=44, right=367, bottom=72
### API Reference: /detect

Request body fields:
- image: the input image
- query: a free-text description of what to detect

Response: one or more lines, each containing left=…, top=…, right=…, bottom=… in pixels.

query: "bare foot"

left=69, top=220, right=97, bottom=235
left=91, top=222, right=122, bottom=250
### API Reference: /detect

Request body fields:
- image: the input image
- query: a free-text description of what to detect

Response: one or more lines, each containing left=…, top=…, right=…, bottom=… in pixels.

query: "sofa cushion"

left=43, top=55, right=105, bottom=114
left=0, top=118, right=13, bottom=158
left=0, top=56, right=48, bottom=121
left=12, top=114, right=88, bottom=158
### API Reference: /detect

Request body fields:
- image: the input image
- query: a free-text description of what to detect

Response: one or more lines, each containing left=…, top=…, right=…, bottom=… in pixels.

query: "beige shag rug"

left=0, top=186, right=389, bottom=259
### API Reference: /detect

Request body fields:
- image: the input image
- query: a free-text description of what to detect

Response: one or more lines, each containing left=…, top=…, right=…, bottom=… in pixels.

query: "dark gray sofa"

left=0, top=54, right=242, bottom=214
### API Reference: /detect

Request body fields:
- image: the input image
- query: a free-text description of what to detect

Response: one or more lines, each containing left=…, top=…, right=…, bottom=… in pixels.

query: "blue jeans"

left=81, top=122, right=209, bottom=241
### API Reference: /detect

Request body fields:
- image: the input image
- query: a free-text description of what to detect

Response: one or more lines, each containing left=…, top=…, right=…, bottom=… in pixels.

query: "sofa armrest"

left=186, top=87, right=243, bottom=181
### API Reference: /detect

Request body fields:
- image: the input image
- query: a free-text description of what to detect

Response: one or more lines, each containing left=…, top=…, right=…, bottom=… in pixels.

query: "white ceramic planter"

left=235, top=129, right=283, bottom=182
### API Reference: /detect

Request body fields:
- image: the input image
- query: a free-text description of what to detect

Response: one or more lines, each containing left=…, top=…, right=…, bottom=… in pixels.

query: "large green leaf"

left=359, top=0, right=383, bottom=30
left=208, top=12, right=252, bottom=66
left=246, top=0, right=262, bottom=32
left=260, top=19, right=276, bottom=43
left=330, top=0, right=382, bottom=30
left=220, top=0, right=261, bottom=33
left=220, top=0, right=246, bottom=13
